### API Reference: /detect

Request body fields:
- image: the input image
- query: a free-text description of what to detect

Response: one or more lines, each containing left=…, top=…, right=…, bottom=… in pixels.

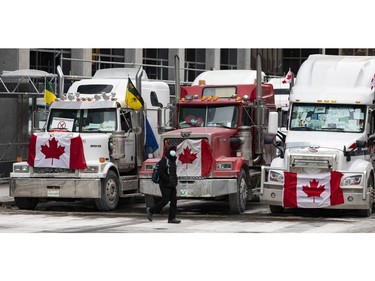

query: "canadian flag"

left=282, top=68, right=293, bottom=84
left=283, top=171, right=344, bottom=208
left=176, top=139, right=212, bottom=177
left=27, top=133, right=87, bottom=169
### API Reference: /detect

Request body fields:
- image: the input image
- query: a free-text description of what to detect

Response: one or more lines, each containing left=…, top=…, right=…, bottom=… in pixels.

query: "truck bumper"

left=10, top=178, right=101, bottom=199
left=140, top=178, right=237, bottom=198
left=260, top=184, right=371, bottom=210
left=260, top=166, right=371, bottom=210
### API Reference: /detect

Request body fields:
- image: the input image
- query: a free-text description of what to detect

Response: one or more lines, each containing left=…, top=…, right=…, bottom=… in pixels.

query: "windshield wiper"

left=320, top=127, right=344, bottom=132
left=291, top=127, right=315, bottom=131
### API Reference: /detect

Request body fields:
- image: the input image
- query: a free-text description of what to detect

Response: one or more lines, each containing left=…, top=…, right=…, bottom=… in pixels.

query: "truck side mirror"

left=268, top=111, right=278, bottom=135
left=356, top=140, right=366, bottom=148
left=150, top=91, right=163, bottom=108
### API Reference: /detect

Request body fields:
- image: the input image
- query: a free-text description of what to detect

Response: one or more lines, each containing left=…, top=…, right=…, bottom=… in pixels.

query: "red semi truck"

left=139, top=66, right=278, bottom=213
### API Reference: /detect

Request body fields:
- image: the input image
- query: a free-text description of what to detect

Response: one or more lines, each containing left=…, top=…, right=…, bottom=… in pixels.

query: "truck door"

left=120, top=110, right=136, bottom=166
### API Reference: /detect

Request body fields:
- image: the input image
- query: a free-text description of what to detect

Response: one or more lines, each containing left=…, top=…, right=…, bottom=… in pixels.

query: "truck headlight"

left=14, top=164, right=29, bottom=173
left=341, top=175, right=362, bottom=186
left=216, top=163, right=232, bottom=170
left=269, top=170, right=284, bottom=183
left=82, top=166, right=99, bottom=173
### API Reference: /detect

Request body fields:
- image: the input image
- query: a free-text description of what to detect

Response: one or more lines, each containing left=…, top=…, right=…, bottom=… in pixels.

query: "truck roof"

left=291, top=55, right=375, bottom=104
left=92, top=68, right=149, bottom=80
left=192, top=70, right=266, bottom=85
left=67, top=75, right=170, bottom=109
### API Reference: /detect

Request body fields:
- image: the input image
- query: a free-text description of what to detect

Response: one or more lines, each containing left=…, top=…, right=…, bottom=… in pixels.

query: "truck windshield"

left=47, top=108, right=117, bottom=133
left=290, top=104, right=366, bottom=133
left=178, top=105, right=239, bottom=129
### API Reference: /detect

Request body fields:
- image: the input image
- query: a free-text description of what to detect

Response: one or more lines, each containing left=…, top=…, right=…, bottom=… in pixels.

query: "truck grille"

left=33, top=167, right=75, bottom=174
left=165, top=138, right=209, bottom=148
left=165, top=138, right=210, bottom=180
left=289, top=153, right=336, bottom=174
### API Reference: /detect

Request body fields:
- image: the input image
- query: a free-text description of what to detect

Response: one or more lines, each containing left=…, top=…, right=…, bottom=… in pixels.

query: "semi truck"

left=260, top=54, right=375, bottom=216
left=9, top=67, right=170, bottom=211
left=139, top=57, right=279, bottom=213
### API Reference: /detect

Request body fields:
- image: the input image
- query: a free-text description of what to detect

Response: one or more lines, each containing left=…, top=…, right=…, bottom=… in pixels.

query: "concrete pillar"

left=0, top=48, right=30, bottom=72
left=205, top=49, right=220, bottom=70
left=124, top=49, right=143, bottom=68
left=71, top=48, right=92, bottom=77
left=168, top=48, right=185, bottom=82
left=237, top=49, right=251, bottom=70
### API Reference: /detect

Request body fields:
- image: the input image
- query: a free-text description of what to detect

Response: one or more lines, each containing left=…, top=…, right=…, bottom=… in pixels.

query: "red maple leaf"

left=41, top=137, right=65, bottom=165
left=302, top=179, right=325, bottom=203
left=178, top=146, right=197, bottom=168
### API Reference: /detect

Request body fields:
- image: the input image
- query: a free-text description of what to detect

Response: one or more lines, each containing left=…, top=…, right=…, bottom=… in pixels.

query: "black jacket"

left=158, top=145, right=178, bottom=188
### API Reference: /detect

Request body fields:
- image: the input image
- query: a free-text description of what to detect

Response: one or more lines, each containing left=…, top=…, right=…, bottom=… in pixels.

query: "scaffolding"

left=0, top=69, right=59, bottom=178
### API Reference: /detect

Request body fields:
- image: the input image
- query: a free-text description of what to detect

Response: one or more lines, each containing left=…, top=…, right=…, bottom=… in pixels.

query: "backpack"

left=151, top=157, right=170, bottom=184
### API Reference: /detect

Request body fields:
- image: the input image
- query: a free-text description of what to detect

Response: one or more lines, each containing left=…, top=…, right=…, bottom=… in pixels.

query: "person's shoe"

left=146, top=207, right=153, bottom=221
left=168, top=218, right=181, bottom=224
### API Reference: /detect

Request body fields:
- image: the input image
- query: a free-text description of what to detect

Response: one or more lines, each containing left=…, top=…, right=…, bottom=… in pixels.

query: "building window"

left=185, top=49, right=206, bottom=82
left=91, top=49, right=125, bottom=74
left=251, top=49, right=283, bottom=76
left=30, top=49, right=71, bottom=75
left=220, top=49, right=237, bottom=70
left=143, top=49, right=169, bottom=80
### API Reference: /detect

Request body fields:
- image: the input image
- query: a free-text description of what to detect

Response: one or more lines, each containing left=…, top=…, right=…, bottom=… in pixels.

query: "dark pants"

left=150, top=185, right=177, bottom=221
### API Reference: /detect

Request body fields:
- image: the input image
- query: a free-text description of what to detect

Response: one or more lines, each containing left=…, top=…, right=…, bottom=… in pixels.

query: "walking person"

left=147, top=145, right=181, bottom=223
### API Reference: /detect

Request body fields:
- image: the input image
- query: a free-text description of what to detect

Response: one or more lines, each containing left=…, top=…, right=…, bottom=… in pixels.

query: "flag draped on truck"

left=176, top=139, right=212, bottom=177
left=27, top=133, right=87, bottom=169
left=283, top=171, right=344, bottom=208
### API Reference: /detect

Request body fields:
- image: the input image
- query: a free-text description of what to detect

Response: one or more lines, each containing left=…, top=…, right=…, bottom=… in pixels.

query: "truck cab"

left=139, top=69, right=278, bottom=213
left=260, top=55, right=375, bottom=216
left=10, top=68, right=170, bottom=211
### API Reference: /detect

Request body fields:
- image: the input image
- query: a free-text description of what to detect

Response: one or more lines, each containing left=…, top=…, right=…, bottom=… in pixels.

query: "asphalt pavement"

left=0, top=180, right=13, bottom=206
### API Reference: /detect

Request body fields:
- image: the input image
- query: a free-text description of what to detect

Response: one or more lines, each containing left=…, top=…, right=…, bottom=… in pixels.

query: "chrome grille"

left=289, top=153, right=336, bottom=174
left=33, top=167, right=75, bottom=174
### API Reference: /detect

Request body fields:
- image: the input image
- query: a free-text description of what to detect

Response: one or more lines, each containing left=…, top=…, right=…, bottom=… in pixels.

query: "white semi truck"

left=260, top=55, right=375, bottom=216
left=9, top=67, right=170, bottom=211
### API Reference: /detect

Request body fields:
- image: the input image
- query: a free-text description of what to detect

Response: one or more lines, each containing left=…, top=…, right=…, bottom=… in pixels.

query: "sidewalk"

left=0, top=181, right=14, bottom=206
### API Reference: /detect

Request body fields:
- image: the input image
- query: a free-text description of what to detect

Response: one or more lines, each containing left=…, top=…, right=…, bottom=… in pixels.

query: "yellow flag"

left=125, top=78, right=144, bottom=110
left=44, top=81, right=57, bottom=105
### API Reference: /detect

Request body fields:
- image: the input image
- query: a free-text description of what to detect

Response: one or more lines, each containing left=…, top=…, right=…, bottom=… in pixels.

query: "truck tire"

left=270, top=205, right=284, bottom=214
left=14, top=197, right=39, bottom=210
left=229, top=169, right=248, bottom=214
left=95, top=170, right=119, bottom=211
left=359, top=175, right=374, bottom=217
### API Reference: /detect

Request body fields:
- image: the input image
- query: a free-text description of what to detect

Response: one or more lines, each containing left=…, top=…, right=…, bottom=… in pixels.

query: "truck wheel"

left=270, top=205, right=284, bottom=214
left=95, top=170, right=119, bottom=211
left=14, top=197, right=39, bottom=210
left=229, top=169, right=248, bottom=214
left=359, top=176, right=374, bottom=217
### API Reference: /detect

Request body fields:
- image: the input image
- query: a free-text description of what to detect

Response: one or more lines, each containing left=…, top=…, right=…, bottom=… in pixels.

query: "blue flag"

left=145, top=117, right=159, bottom=157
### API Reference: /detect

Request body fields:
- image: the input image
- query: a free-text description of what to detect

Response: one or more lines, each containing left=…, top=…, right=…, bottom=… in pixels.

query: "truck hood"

left=285, top=130, right=364, bottom=152
left=35, top=132, right=110, bottom=164
left=80, top=133, right=110, bottom=163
